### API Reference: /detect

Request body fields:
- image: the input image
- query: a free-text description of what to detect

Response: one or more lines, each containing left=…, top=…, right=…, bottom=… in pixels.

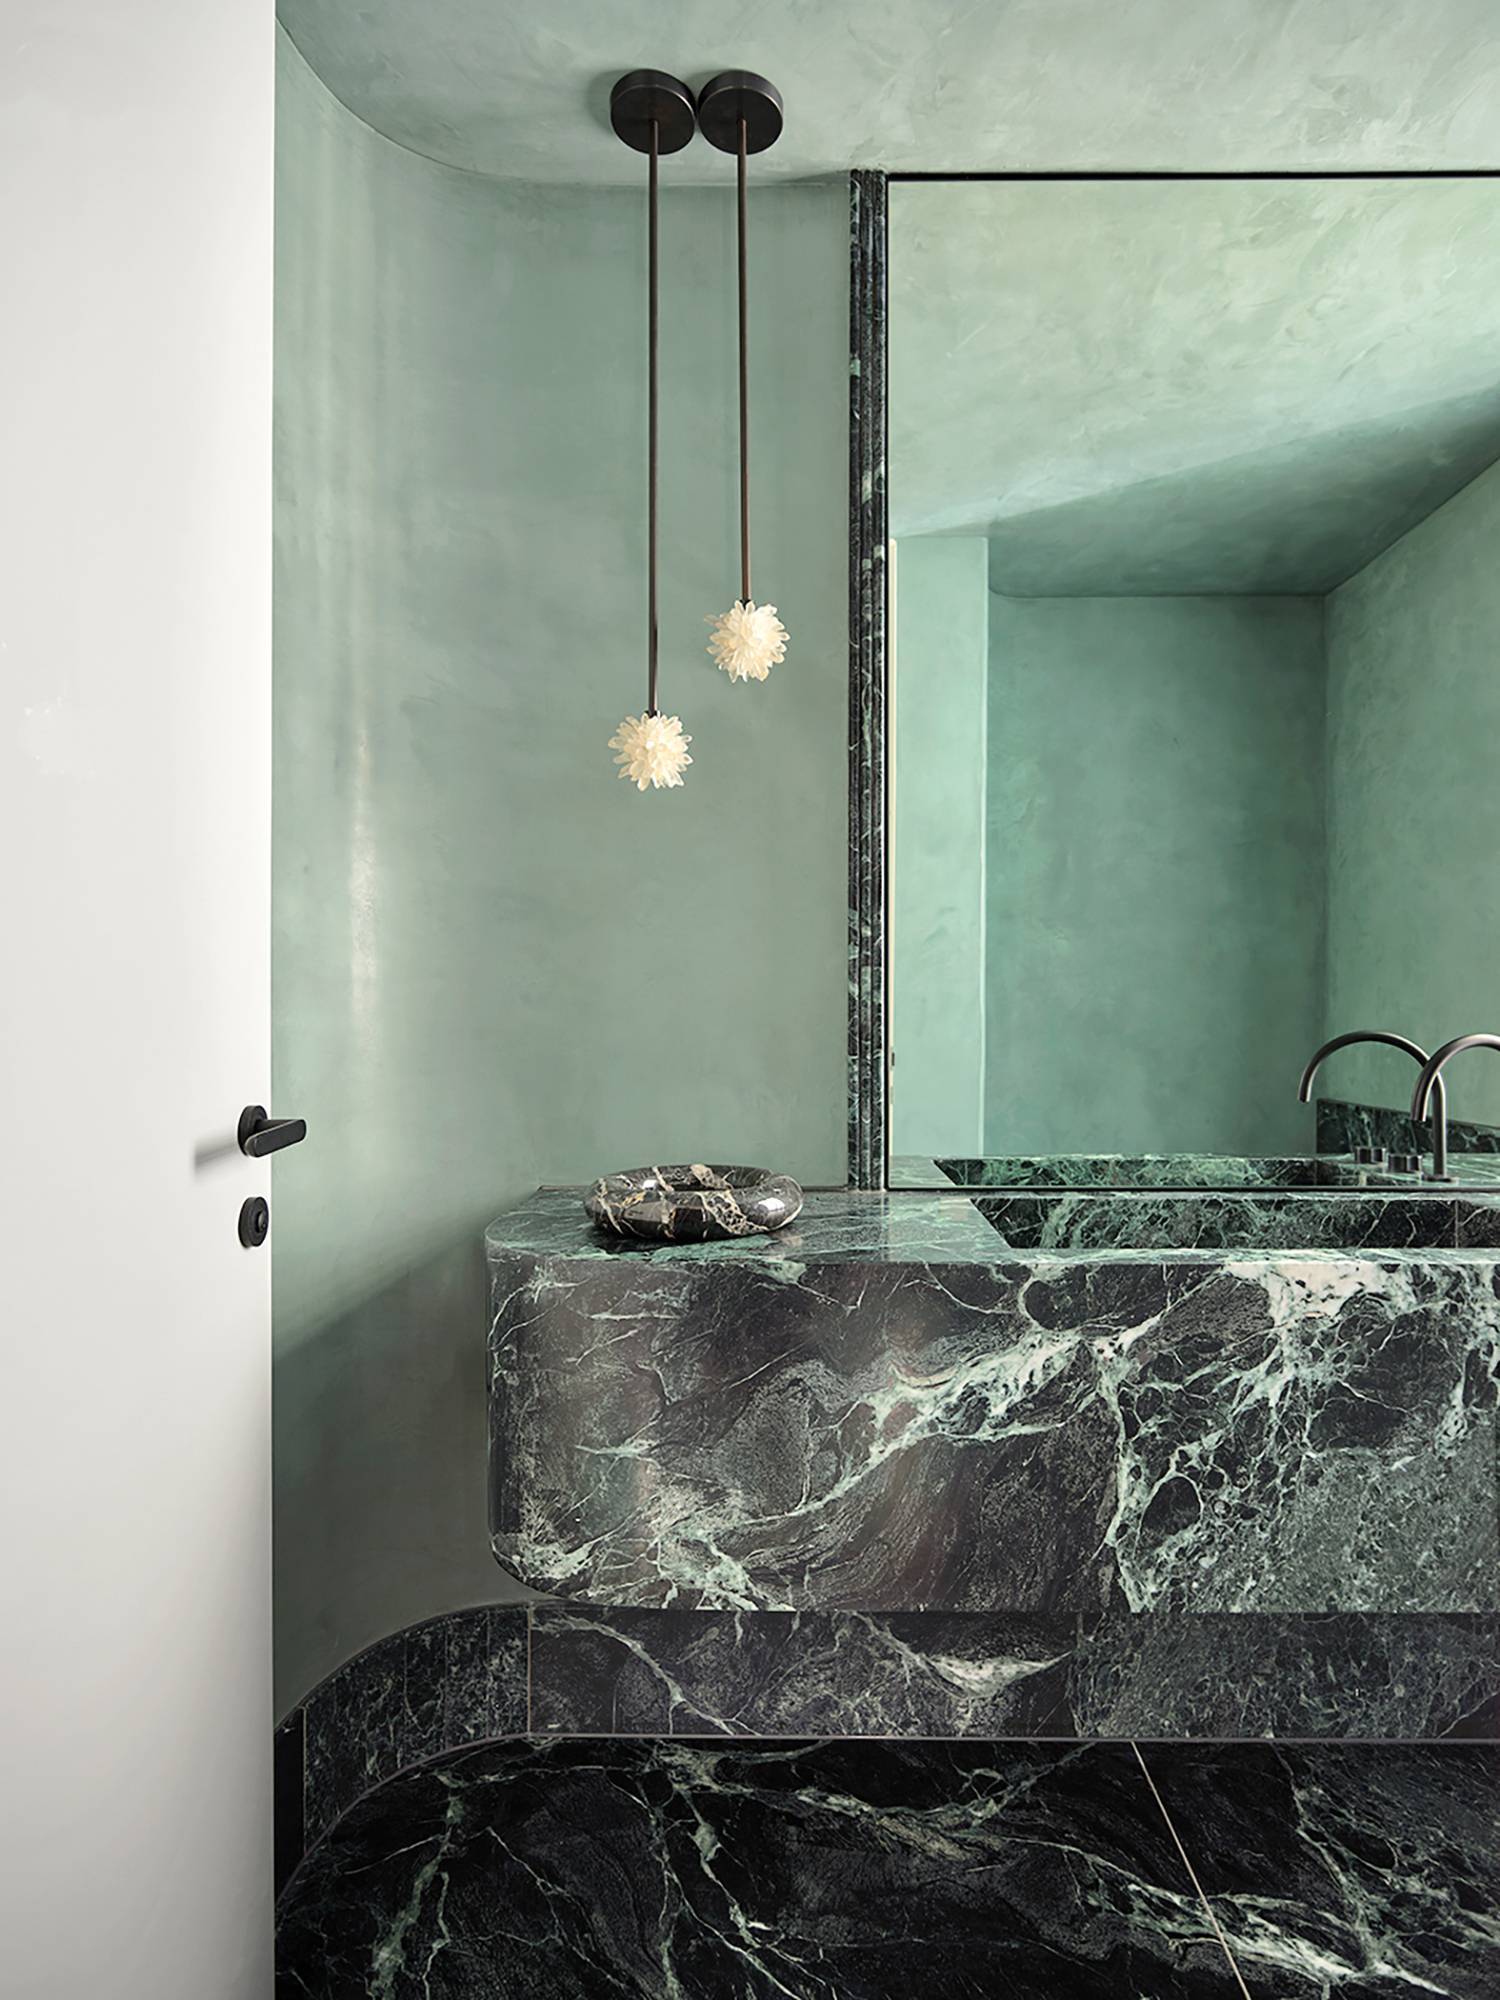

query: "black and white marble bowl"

left=585, top=1164, right=804, bottom=1242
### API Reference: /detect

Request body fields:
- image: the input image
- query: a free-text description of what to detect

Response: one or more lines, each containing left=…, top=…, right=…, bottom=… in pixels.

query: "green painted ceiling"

left=277, top=0, right=1500, bottom=185
left=891, top=179, right=1500, bottom=593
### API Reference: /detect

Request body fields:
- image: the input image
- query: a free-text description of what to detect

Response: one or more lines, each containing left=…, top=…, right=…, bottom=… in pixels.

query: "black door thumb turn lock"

left=238, top=1196, right=270, bottom=1249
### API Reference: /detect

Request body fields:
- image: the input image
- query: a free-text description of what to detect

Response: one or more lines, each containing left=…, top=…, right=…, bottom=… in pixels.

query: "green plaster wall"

left=1326, top=459, right=1500, bottom=1130
left=983, top=593, right=1325, bottom=1157
left=891, top=539, right=987, bottom=1156
left=272, top=36, right=847, bottom=1713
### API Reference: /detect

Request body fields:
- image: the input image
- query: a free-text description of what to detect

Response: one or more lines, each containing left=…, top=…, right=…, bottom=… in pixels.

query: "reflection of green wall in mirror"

left=891, top=540, right=988, bottom=1155
left=889, top=179, right=1500, bottom=593
left=272, top=36, right=848, bottom=1715
left=983, top=594, right=1325, bottom=1157
left=1327, top=459, right=1500, bottom=1131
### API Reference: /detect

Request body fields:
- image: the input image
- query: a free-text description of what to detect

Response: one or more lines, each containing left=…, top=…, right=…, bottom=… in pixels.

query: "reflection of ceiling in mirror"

left=890, top=180, right=1500, bottom=593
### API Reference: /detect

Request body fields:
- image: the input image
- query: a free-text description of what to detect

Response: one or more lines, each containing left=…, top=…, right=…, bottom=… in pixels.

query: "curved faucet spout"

left=1299, top=1029, right=1448, bottom=1179
left=1411, top=1034, right=1500, bottom=1135
left=1297, top=1030, right=1434, bottom=1105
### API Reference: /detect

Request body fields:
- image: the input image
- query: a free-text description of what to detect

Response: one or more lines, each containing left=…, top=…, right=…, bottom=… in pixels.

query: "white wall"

left=0, top=4, right=274, bottom=1993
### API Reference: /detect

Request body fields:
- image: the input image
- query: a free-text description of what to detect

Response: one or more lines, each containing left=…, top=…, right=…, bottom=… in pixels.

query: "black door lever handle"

left=238, top=1104, right=308, bottom=1158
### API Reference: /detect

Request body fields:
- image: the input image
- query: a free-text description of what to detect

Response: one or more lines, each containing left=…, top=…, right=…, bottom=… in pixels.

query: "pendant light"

left=698, top=71, right=789, bottom=684
left=608, top=71, right=697, bottom=790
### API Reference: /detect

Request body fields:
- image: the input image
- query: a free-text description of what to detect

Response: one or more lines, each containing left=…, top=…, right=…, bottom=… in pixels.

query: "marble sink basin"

left=972, top=1187, right=1500, bottom=1251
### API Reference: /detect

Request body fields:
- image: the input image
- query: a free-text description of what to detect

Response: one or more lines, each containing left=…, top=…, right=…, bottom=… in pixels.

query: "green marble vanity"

left=488, top=1189, right=1500, bottom=1647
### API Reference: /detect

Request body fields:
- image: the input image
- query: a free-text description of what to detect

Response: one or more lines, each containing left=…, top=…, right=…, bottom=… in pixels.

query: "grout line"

left=1132, top=1743, right=1253, bottom=2000
left=526, top=1607, right=533, bottom=1735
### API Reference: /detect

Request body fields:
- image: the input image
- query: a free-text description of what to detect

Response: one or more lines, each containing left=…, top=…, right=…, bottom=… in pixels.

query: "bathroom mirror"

left=883, top=175, right=1500, bottom=1189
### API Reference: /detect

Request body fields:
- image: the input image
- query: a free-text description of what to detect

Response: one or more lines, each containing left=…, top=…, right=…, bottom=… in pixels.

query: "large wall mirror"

left=874, top=174, right=1500, bottom=1190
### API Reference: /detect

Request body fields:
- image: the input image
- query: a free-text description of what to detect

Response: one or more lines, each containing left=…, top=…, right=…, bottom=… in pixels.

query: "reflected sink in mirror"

left=964, top=1185, right=1500, bottom=1252
left=889, top=1145, right=1500, bottom=1245
left=889, top=1148, right=1500, bottom=1192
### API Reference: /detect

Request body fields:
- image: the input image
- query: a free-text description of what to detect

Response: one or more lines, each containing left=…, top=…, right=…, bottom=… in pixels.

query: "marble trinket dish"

left=585, top=1163, right=804, bottom=1241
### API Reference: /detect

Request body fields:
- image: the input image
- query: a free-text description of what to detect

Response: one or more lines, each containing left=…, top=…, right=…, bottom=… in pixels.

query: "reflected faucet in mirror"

left=1298, top=1031, right=1448, bottom=1180
left=1411, top=1035, right=1500, bottom=1181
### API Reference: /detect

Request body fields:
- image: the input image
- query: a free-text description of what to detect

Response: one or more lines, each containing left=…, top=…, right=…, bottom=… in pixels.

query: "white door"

left=0, top=3, right=275, bottom=1994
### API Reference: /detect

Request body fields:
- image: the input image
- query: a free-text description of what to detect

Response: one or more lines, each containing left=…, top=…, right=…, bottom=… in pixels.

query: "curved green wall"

left=273, top=35, right=848, bottom=1711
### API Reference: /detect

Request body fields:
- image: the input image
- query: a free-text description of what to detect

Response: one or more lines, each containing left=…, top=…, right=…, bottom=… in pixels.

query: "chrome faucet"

left=1298, top=1030, right=1448, bottom=1180
left=1411, top=1034, right=1500, bottom=1180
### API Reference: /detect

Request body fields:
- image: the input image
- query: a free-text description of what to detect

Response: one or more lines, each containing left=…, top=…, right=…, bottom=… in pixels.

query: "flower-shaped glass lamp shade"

left=609, top=710, right=693, bottom=790
left=707, top=598, right=789, bottom=683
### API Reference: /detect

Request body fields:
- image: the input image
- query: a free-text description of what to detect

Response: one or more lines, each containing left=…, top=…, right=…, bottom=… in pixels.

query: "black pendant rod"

left=737, top=115, right=751, bottom=606
left=696, top=71, right=782, bottom=606
left=648, top=115, right=659, bottom=715
left=611, top=71, right=694, bottom=713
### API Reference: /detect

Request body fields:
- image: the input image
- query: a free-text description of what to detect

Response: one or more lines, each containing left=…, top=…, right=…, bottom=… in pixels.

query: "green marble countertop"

left=487, top=1188, right=1005, bottom=1264
left=487, top=1186, right=1500, bottom=1267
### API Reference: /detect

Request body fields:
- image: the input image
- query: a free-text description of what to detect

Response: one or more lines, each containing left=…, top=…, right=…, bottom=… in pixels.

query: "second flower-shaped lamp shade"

left=706, top=598, right=789, bottom=681
left=610, top=711, right=693, bottom=790
left=698, top=72, right=788, bottom=685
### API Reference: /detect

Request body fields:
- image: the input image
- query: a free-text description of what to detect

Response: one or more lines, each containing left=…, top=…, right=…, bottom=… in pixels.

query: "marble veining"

left=529, top=1607, right=1498, bottom=1747
left=929, top=1152, right=1322, bottom=1190
left=489, top=1191, right=1500, bottom=1616
left=275, top=1737, right=1247, bottom=1997
left=1139, top=1742, right=1500, bottom=1998
left=275, top=1735, right=1500, bottom=1998
left=1318, top=1093, right=1500, bottom=1170
left=491, top=1186, right=1006, bottom=1264
left=277, top=1607, right=528, bottom=1881
left=889, top=1145, right=1500, bottom=1194
left=848, top=170, right=887, bottom=1189
left=971, top=1188, right=1488, bottom=1251
left=276, top=1604, right=1499, bottom=1901
left=585, top=1164, right=804, bottom=1242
